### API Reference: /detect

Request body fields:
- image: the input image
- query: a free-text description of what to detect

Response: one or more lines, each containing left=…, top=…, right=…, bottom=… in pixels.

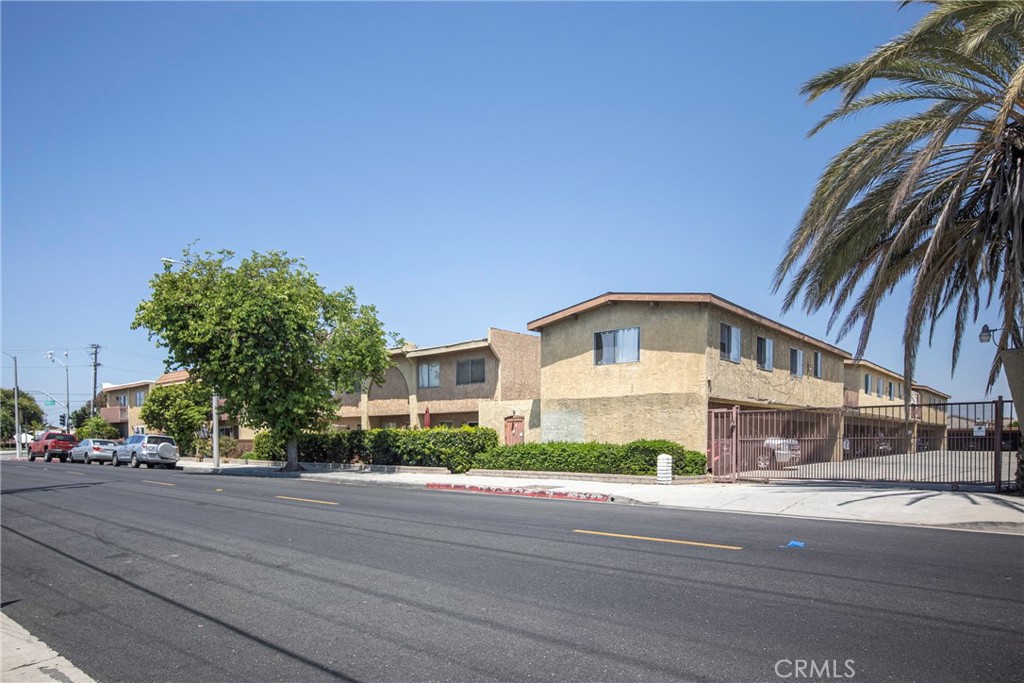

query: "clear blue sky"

left=1, top=1, right=1012, bottom=424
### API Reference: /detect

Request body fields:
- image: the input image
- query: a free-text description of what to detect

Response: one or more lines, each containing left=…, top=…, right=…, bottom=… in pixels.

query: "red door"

left=504, top=415, right=525, bottom=445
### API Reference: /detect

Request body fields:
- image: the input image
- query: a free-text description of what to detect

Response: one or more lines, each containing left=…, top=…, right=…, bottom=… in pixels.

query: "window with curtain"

left=813, top=351, right=822, bottom=378
left=418, top=362, right=440, bottom=388
left=719, top=323, right=741, bottom=364
left=594, top=327, right=640, bottom=365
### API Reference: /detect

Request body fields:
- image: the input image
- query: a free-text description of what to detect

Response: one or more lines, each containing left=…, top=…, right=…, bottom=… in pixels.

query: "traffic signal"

left=59, top=414, right=66, bottom=427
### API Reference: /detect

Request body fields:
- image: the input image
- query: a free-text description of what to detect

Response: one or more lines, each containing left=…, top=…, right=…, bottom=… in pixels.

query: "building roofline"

left=911, top=383, right=952, bottom=399
left=526, top=292, right=851, bottom=357
left=844, top=358, right=904, bottom=378
left=101, top=379, right=155, bottom=391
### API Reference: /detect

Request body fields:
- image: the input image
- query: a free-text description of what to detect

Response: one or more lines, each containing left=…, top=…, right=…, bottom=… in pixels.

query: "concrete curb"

left=1, top=612, right=96, bottom=683
left=425, top=482, right=612, bottom=502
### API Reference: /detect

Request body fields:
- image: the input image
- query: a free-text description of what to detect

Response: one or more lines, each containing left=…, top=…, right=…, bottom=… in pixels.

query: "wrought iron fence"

left=708, top=398, right=1019, bottom=490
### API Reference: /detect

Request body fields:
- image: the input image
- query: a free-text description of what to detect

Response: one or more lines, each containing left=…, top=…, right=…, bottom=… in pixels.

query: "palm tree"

left=774, top=0, right=1023, bottom=396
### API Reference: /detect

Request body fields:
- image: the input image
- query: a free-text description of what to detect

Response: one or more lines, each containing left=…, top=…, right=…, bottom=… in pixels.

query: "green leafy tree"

left=75, top=417, right=120, bottom=440
left=133, top=248, right=397, bottom=471
left=139, top=382, right=212, bottom=457
left=1, top=389, right=45, bottom=442
left=774, top=0, right=1024, bottom=392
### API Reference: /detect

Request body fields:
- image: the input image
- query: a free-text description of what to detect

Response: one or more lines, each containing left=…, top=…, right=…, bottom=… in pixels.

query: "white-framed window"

left=594, top=327, right=640, bottom=365
left=756, top=336, right=774, bottom=371
left=134, top=390, right=146, bottom=407
left=456, top=358, right=485, bottom=385
left=888, top=382, right=895, bottom=400
left=898, top=383, right=904, bottom=399
left=813, top=351, right=822, bottom=378
left=418, top=362, right=440, bottom=388
left=790, top=348, right=804, bottom=378
left=876, top=378, right=883, bottom=397
left=864, top=373, right=871, bottom=393
left=117, top=395, right=128, bottom=407
left=719, top=323, right=741, bottom=364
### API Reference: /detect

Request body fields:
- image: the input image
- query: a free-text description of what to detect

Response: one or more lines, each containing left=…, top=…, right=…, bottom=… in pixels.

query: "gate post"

left=994, top=397, right=1004, bottom=492
left=731, top=405, right=739, bottom=484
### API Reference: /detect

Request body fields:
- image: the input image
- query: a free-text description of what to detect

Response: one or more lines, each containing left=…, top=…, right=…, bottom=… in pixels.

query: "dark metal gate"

left=708, top=398, right=1019, bottom=490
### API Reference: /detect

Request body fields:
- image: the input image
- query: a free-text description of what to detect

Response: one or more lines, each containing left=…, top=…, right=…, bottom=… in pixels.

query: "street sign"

left=44, top=400, right=55, bottom=406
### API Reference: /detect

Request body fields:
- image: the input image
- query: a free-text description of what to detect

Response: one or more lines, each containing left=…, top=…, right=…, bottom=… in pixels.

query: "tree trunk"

left=282, top=438, right=302, bottom=472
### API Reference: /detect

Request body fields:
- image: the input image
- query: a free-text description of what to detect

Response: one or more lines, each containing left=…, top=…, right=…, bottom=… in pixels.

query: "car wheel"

left=44, top=452, right=51, bottom=462
left=130, top=454, right=140, bottom=468
left=28, top=454, right=36, bottom=462
left=112, top=454, right=120, bottom=467
left=165, top=463, right=176, bottom=470
left=84, top=455, right=91, bottom=465
left=145, top=463, right=153, bottom=468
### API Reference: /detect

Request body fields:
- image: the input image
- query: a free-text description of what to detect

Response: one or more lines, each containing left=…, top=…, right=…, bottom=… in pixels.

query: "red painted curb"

left=425, top=482, right=610, bottom=502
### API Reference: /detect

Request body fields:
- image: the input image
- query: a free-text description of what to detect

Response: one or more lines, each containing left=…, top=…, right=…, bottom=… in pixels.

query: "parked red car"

left=28, top=432, right=78, bottom=462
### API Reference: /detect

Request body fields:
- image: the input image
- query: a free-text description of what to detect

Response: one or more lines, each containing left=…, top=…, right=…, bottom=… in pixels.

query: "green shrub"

left=196, top=435, right=240, bottom=460
left=249, top=431, right=285, bottom=461
left=474, top=439, right=706, bottom=476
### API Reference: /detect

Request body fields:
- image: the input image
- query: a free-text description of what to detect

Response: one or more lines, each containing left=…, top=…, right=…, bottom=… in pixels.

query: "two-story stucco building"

left=525, top=293, right=853, bottom=451
left=99, top=380, right=155, bottom=438
left=337, top=328, right=541, bottom=443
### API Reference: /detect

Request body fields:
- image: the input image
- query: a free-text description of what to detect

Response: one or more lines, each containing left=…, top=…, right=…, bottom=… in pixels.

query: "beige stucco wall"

left=706, top=305, right=845, bottom=408
left=538, top=302, right=712, bottom=446
left=479, top=399, right=541, bottom=443
left=489, top=329, right=541, bottom=401
left=540, top=302, right=711, bottom=400
left=541, top=393, right=708, bottom=449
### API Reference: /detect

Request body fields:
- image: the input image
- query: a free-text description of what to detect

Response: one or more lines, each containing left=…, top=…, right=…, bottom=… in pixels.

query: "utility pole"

left=89, top=344, right=101, bottom=416
left=3, top=352, right=22, bottom=458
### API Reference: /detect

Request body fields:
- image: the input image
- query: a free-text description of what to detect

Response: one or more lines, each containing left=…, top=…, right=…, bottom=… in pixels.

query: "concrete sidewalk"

left=176, top=459, right=1024, bottom=534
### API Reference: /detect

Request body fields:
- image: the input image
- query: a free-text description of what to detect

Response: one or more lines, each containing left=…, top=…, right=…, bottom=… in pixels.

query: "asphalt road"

left=2, top=461, right=1022, bottom=683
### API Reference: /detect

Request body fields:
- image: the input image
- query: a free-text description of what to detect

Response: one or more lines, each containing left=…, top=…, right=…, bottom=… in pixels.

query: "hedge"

left=245, top=430, right=705, bottom=476
left=473, top=439, right=706, bottom=476
left=245, top=427, right=498, bottom=473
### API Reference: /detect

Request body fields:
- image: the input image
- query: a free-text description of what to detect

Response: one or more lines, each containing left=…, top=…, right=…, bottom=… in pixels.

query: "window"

left=756, top=336, right=774, bottom=371
left=117, top=395, right=128, bottom=407
left=467, top=422, right=479, bottom=428
left=864, top=373, right=871, bottom=393
left=594, top=327, right=640, bottom=365
left=813, top=351, right=822, bottom=378
left=888, top=382, right=895, bottom=400
left=790, top=348, right=804, bottom=377
left=456, top=358, right=485, bottom=384
left=898, top=383, right=904, bottom=399
left=876, top=378, right=883, bottom=397
left=135, top=390, right=146, bottom=406
left=719, top=323, right=741, bottom=363
left=418, top=362, right=440, bottom=388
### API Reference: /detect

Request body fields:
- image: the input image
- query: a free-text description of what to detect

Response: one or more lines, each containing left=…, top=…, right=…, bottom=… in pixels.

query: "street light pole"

left=47, top=350, right=71, bottom=433
left=3, top=352, right=23, bottom=458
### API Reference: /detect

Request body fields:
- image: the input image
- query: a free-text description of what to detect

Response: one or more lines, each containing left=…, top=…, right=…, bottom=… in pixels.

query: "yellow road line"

left=142, top=480, right=175, bottom=487
left=573, top=529, right=742, bottom=551
left=275, top=495, right=338, bottom=506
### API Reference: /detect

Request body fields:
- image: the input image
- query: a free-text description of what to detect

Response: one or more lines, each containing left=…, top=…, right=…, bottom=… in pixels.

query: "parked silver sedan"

left=69, top=439, right=119, bottom=464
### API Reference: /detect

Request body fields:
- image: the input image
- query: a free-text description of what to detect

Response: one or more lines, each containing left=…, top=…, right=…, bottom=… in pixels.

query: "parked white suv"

left=113, top=434, right=179, bottom=469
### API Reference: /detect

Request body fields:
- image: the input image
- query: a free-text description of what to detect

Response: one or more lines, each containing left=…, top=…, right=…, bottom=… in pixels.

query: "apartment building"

left=525, top=293, right=852, bottom=450
left=336, top=328, right=540, bottom=443
left=99, top=380, right=155, bottom=438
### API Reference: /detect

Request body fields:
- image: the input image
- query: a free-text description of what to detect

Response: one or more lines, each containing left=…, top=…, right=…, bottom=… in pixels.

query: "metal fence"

left=708, top=398, right=1019, bottom=490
